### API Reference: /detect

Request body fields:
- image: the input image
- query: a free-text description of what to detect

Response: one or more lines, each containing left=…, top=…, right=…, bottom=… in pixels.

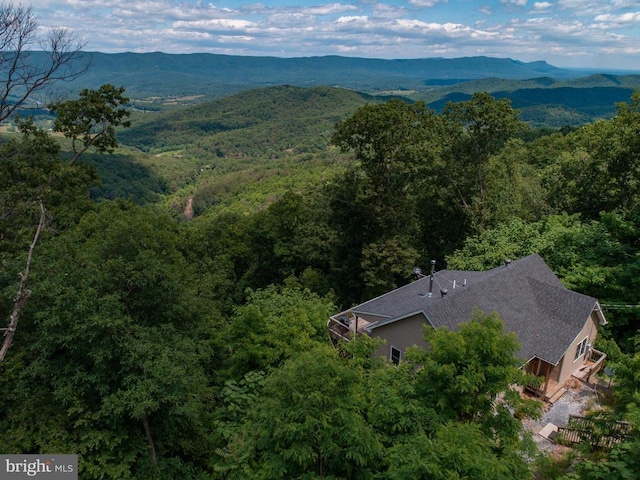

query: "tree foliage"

left=222, top=285, right=335, bottom=379
left=215, top=345, right=382, bottom=479
left=0, top=201, right=218, bottom=478
left=411, top=311, right=541, bottom=433
left=331, top=100, right=438, bottom=298
left=52, top=84, right=131, bottom=163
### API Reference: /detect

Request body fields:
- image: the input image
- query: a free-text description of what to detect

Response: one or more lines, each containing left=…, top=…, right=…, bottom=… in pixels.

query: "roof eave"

left=364, top=310, right=431, bottom=333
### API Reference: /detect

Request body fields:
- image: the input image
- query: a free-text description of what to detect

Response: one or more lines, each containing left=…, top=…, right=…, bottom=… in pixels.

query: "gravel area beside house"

left=523, top=376, right=607, bottom=452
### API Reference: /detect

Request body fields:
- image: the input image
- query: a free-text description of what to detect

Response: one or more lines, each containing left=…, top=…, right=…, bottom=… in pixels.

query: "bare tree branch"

left=0, top=2, right=89, bottom=122
left=0, top=201, right=45, bottom=364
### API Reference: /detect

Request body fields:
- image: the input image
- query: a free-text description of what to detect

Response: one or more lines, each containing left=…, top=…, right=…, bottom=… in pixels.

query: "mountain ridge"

left=52, top=51, right=583, bottom=100
left=24, top=51, right=640, bottom=127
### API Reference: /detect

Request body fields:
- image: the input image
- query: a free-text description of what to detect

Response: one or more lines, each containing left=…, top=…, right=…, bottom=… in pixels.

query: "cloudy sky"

left=35, top=0, right=640, bottom=69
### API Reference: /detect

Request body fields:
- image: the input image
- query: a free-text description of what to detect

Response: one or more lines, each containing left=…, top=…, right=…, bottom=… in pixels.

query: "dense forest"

left=3, top=43, right=640, bottom=478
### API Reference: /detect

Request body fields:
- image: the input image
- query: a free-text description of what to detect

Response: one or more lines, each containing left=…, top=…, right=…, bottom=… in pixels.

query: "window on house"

left=574, top=337, right=588, bottom=361
left=390, top=346, right=401, bottom=365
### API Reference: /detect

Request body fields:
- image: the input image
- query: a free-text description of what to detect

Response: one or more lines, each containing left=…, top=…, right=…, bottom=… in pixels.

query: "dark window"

left=390, top=346, right=401, bottom=365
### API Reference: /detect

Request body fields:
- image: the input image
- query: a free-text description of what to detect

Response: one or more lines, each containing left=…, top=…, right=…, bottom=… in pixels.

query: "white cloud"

left=373, top=3, right=408, bottom=19
left=304, top=4, right=359, bottom=15
left=556, top=0, right=604, bottom=14
left=407, top=0, right=441, bottom=7
left=531, top=2, right=552, bottom=12
left=335, top=15, right=369, bottom=24
left=594, top=11, right=640, bottom=24
left=173, top=19, right=256, bottom=31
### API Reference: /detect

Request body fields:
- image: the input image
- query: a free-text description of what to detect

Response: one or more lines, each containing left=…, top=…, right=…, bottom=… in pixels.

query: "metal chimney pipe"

left=429, top=259, right=436, bottom=296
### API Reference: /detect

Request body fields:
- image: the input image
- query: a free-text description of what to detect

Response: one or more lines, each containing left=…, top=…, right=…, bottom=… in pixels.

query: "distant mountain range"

left=32, top=51, right=640, bottom=127
left=54, top=52, right=581, bottom=98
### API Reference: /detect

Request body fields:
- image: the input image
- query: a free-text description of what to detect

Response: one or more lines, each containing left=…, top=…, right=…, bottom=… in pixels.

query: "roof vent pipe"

left=440, top=288, right=448, bottom=298
left=428, top=259, right=436, bottom=296
left=505, top=258, right=512, bottom=267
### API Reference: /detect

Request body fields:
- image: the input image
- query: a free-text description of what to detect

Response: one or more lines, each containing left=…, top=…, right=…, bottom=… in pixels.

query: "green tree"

left=331, top=99, right=438, bottom=299
left=362, top=349, right=436, bottom=447
left=0, top=118, right=98, bottom=364
left=245, top=190, right=335, bottom=292
left=541, top=92, right=640, bottom=218
left=440, top=92, right=526, bottom=231
left=562, top=441, right=640, bottom=480
left=180, top=212, right=253, bottom=316
left=332, top=99, right=437, bottom=234
left=606, top=91, right=640, bottom=211
left=0, top=201, right=218, bottom=478
left=385, top=422, right=527, bottom=480
left=359, top=236, right=419, bottom=297
left=222, top=285, right=335, bottom=379
left=380, top=311, right=540, bottom=479
left=411, top=311, right=541, bottom=430
left=326, top=169, right=374, bottom=305
left=215, top=345, right=382, bottom=479
left=482, top=138, right=548, bottom=225
left=0, top=118, right=96, bottom=257
left=2, top=83, right=130, bottom=364
left=51, top=84, right=131, bottom=163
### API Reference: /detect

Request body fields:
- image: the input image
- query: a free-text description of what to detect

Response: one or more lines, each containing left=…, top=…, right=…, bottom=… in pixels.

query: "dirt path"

left=184, top=197, right=194, bottom=220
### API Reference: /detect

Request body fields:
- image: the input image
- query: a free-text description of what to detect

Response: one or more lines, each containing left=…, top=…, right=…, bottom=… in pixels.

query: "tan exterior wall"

left=367, top=310, right=600, bottom=379
left=370, top=313, right=430, bottom=361
left=552, top=312, right=600, bottom=385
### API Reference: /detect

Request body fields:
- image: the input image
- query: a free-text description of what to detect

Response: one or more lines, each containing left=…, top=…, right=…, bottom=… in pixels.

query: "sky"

left=34, top=0, right=640, bottom=70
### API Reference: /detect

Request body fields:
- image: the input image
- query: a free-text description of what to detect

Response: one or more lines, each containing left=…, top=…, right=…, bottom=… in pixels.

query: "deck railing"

left=327, top=316, right=353, bottom=345
left=556, top=414, right=631, bottom=448
left=585, top=348, right=607, bottom=382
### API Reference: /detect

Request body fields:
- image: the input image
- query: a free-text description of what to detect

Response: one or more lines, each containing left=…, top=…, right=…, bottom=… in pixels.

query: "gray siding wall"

left=371, top=313, right=429, bottom=360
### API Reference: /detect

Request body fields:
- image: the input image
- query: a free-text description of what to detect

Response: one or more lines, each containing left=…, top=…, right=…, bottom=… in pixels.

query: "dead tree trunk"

left=0, top=202, right=45, bottom=364
left=142, top=414, right=158, bottom=467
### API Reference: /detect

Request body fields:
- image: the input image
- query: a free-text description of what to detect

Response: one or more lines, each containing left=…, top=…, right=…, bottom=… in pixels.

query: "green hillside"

left=105, top=80, right=640, bottom=213
left=416, top=74, right=640, bottom=126
left=108, top=86, right=382, bottom=215
left=119, top=85, right=381, bottom=156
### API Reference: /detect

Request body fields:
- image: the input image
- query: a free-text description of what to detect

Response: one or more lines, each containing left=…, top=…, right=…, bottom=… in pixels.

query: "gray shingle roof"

left=351, top=254, right=598, bottom=364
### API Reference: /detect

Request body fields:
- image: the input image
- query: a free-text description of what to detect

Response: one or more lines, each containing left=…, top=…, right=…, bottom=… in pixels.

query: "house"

left=328, top=254, right=608, bottom=401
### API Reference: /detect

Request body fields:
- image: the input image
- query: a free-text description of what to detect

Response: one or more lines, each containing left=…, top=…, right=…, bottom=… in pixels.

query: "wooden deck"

left=572, top=348, right=607, bottom=383
left=327, top=313, right=372, bottom=345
